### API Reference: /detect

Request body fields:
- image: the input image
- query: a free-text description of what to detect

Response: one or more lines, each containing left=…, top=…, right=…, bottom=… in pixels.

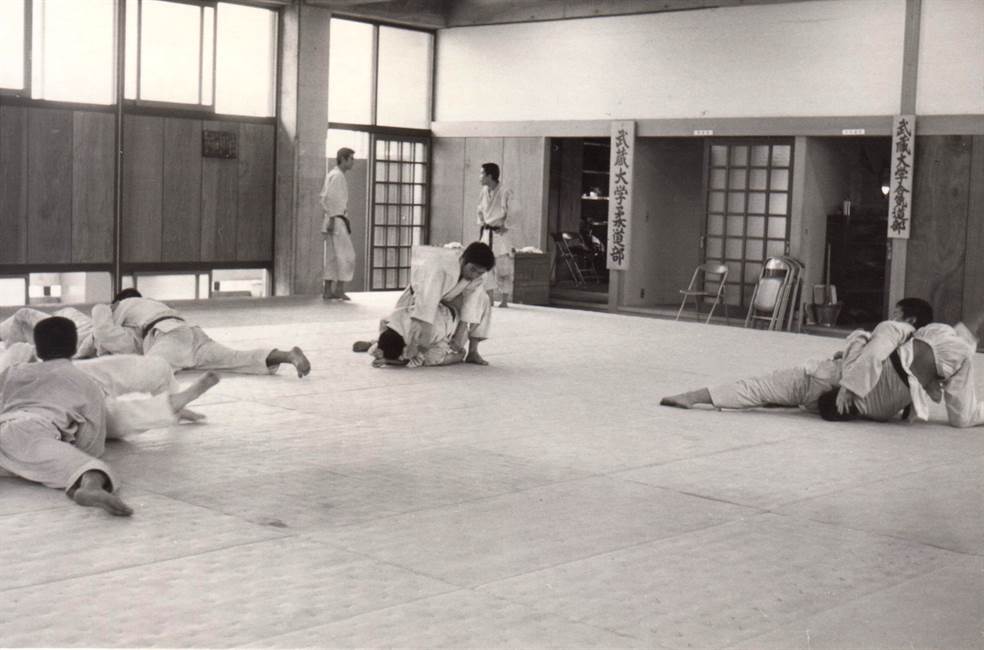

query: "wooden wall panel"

left=502, top=137, right=547, bottom=250
left=961, top=136, right=984, bottom=320
left=27, top=108, right=73, bottom=263
left=0, top=106, right=29, bottom=263
left=462, top=138, right=504, bottom=244
left=201, top=122, right=239, bottom=261
left=122, top=115, right=164, bottom=262
left=906, top=135, right=971, bottom=324
left=72, top=112, right=115, bottom=263
left=161, top=118, right=202, bottom=262
left=429, top=137, right=466, bottom=246
left=237, top=123, right=275, bottom=261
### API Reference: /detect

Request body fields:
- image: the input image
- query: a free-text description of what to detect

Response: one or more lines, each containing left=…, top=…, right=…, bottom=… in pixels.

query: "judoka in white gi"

left=387, top=242, right=495, bottom=366
left=103, top=289, right=311, bottom=377
left=0, top=318, right=218, bottom=516
left=320, top=147, right=356, bottom=301
left=476, top=162, right=515, bottom=308
left=354, top=297, right=489, bottom=368
left=1, top=306, right=99, bottom=358
left=659, top=298, right=972, bottom=424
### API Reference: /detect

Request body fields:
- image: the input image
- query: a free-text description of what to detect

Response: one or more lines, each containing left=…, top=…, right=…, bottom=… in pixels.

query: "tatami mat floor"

left=1, top=292, right=982, bottom=649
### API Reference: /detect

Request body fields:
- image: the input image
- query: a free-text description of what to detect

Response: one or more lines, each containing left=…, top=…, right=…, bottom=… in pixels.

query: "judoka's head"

left=336, top=147, right=355, bottom=172
left=112, top=288, right=142, bottom=305
left=461, top=242, right=495, bottom=280
left=34, top=316, right=77, bottom=360
left=817, top=388, right=859, bottom=422
left=911, top=324, right=974, bottom=402
left=376, top=327, right=408, bottom=364
left=480, top=162, right=500, bottom=187
left=894, top=298, right=933, bottom=329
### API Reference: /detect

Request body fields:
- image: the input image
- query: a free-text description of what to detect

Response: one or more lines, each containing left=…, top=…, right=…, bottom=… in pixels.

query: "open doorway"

left=546, top=137, right=610, bottom=306
left=806, top=137, right=891, bottom=329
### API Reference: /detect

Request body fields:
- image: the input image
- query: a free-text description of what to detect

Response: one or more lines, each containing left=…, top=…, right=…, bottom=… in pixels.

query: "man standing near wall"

left=320, top=147, right=356, bottom=301
left=477, top=162, right=515, bottom=308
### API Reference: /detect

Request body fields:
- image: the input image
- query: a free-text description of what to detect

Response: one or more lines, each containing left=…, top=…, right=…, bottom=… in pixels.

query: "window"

left=28, top=272, right=113, bottom=306
left=328, top=18, right=433, bottom=128
left=0, top=0, right=25, bottom=91
left=704, top=141, right=793, bottom=307
left=215, top=3, right=277, bottom=117
left=212, top=268, right=269, bottom=297
left=0, top=277, right=27, bottom=307
left=370, top=137, right=428, bottom=290
left=376, top=27, right=432, bottom=129
left=125, top=0, right=277, bottom=116
left=32, top=0, right=116, bottom=104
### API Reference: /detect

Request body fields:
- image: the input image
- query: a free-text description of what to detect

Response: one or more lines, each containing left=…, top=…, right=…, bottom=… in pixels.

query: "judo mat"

left=1, top=292, right=982, bottom=648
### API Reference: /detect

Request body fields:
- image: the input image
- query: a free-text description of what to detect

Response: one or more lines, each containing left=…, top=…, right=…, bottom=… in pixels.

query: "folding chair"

left=675, top=262, right=729, bottom=324
left=551, top=231, right=600, bottom=285
left=745, top=257, right=802, bottom=331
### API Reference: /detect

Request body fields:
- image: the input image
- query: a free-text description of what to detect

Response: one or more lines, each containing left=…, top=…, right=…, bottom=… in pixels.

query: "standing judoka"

left=0, top=318, right=217, bottom=516
left=394, top=242, right=495, bottom=366
left=477, top=162, right=515, bottom=308
left=101, top=289, right=311, bottom=377
left=320, top=147, right=356, bottom=301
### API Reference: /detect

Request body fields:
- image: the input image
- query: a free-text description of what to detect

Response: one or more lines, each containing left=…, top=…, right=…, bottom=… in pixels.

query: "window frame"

left=0, top=0, right=31, bottom=98
left=327, top=15, right=435, bottom=130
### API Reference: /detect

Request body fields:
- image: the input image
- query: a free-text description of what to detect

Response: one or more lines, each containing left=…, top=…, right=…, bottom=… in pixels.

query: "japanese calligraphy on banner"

left=888, top=114, right=915, bottom=239
left=607, top=121, right=634, bottom=270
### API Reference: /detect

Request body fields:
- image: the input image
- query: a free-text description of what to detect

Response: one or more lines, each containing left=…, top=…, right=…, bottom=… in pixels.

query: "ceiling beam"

left=446, top=0, right=821, bottom=27
left=304, top=0, right=448, bottom=28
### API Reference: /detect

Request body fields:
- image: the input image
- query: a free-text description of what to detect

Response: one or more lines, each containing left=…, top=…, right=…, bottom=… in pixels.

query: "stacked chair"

left=744, top=256, right=804, bottom=332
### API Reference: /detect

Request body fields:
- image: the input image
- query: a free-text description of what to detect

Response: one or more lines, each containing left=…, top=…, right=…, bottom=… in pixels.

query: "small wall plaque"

left=202, top=130, right=238, bottom=159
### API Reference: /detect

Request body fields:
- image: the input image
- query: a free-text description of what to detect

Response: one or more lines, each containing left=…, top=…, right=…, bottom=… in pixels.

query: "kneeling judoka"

left=0, top=318, right=218, bottom=516
left=355, top=296, right=490, bottom=368
left=384, top=242, right=496, bottom=366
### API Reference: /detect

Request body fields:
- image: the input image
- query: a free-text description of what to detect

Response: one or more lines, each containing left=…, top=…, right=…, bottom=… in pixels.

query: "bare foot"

left=498, top=301, right=509, bottom=308
left=73, top=487, right=134, bottom=516
left=352, top=340, right=373, bottom=353
left=178, top=408, right=206, bottom=422
left=71, top=471, right=133, bottom=516
left=334, top=292, right=352, bottom=301
left=288, top=346, right=311, bottom=377
left=659, top=388, right=711, bottom=409
left=169, top=372, right=221, bottom=412
left=465, top=351, right=489, bottom=366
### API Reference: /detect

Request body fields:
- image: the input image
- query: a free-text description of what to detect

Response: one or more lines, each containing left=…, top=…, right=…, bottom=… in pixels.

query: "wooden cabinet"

left=512, top=252, right=551, bottom=305
left=826, top=212, right=887, bottom=326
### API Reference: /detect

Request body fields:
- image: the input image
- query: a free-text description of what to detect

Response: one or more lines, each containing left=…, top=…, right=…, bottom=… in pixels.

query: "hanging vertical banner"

left=607, top=121, right=634, bottom=270
left=887, top=114, right=915, bottom=239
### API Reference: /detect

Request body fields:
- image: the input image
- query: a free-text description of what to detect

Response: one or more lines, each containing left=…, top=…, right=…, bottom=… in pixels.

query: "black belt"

left=480, top=224, right=502, bottom=247
left=889, top=350, right=909, bottom=387
left=142, top=316, right=185, bottom=339
left=331, top=215, right=352, bottom=234
left=889, top=350, right=913, bottom=420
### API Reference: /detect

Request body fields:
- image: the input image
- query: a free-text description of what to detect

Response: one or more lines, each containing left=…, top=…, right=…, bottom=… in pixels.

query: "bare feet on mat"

left=498, top=300, right=509, bottom=308
left=465, top=351, right=489, bottom=366
left=334, top=292, right=352, bottom=301
left=659, top=389, right=710, bottom=409
left=72, top=472, right=133, bottom=516
left=288, top=346, right=311, bottom=377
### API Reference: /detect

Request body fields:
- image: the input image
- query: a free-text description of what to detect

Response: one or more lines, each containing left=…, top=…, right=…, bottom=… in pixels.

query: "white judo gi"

left=395, top=246, right=492, bottom=345
left=378, top=301, right=474, bottom=368
left=107, top=297, right=273, bottom=374
left=320, top=165, right=355, bottom=283
left=0, top=342, right=184, bottom=440
left=477, top=183, right=515, bottom=296
left=708, top=321, right=917, bottom=420
left=0, top=307, right=97, bottom=358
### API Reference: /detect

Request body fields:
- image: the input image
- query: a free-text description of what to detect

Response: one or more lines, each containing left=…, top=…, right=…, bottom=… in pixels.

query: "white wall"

left=436, top=0, right=906, bottom=122
left=916, top=0, right=984, bottom=115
